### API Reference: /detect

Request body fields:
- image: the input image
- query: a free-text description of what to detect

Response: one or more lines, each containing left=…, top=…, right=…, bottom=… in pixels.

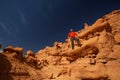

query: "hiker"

left=68, top=29, right=80, bottom=49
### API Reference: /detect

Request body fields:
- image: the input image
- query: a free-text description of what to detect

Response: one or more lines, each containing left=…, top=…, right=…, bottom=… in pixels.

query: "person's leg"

left=70, top=38, right=74, bottom=49
left=75, top=37, right=81, bottom=47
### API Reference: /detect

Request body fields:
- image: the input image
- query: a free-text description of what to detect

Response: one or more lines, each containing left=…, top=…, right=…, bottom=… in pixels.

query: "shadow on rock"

left=0, top=53, right=13, bottom=80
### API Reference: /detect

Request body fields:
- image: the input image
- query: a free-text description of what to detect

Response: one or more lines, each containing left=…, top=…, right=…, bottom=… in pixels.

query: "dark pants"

left=70, top=37, right=80, bottom=49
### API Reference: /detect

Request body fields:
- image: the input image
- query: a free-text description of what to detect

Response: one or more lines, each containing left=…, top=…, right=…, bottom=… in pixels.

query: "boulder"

left=25, top=50, right=38, bottom=67
left=78, top=19, right=110, bottom=38
left=3, top=46, right=23, bottom=62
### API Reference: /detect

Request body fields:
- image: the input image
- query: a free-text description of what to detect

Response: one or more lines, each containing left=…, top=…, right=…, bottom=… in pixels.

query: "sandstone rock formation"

left=4, top=46, right=24, bottom=62
left=24, top=50, right=38, bottom=67
left=0, top=9, right=120, bottom=80
left=36, top=9, right=120, bottom=80
left=1, top=46, right=43, bottom=80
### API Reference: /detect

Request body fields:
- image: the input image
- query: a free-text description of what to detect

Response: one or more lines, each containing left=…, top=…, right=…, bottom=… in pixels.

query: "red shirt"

left=68, top=31, right=77, bottom=38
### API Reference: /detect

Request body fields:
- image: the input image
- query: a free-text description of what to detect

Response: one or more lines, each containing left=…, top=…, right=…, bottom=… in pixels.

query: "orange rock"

left=3, top=46, right=23, bottom=62
left=114, top=33, right=120, bottom=43
left=1, top=9, right=120, bottom=80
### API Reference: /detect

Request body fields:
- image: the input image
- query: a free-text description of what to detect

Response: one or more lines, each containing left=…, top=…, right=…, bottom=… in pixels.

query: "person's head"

left=70, top=29, right=73, bottom=32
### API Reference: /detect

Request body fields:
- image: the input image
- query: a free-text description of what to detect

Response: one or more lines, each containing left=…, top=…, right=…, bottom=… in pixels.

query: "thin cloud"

left=0, top=22, right=10, bottom=34
left=19, top=11, right=27, bottom=25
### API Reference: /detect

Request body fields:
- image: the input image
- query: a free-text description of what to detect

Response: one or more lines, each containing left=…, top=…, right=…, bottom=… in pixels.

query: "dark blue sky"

left=0, top=0, right=120, bottom=54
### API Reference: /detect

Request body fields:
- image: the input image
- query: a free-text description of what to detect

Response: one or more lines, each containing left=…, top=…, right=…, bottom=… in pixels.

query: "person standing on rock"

left=68, top=29, right=81, bottom=49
